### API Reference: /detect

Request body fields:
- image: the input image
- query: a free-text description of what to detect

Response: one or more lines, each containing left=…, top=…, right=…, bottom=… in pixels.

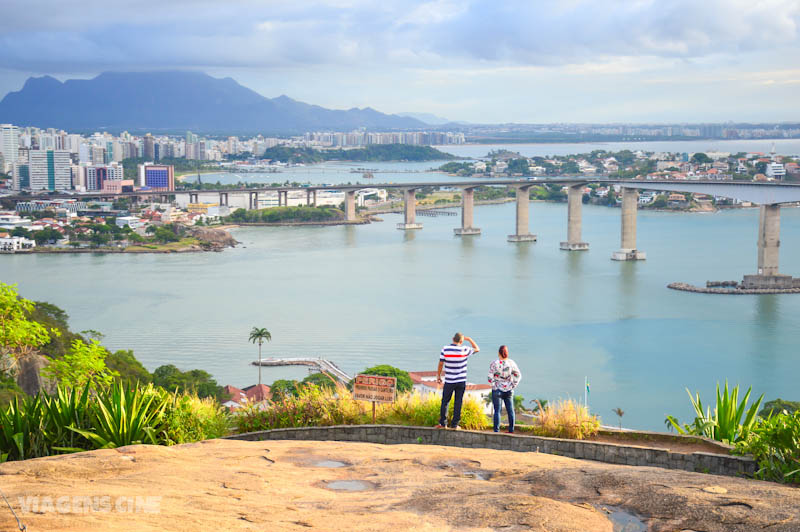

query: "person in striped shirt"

left=435, top=332, right=480, bottom=429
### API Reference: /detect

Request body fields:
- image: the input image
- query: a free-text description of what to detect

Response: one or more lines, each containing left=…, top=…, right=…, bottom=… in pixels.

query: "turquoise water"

left=2, top=201, right=799, bottom=430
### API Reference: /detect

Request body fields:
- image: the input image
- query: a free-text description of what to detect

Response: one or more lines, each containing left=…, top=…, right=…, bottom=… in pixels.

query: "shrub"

left=162, top=393, right=231, bottom=444
left=736, top=410, right=800, bottom=484
left=234, top=382, right=489, bottom=433
left=529, top=399, right=600, bottom=440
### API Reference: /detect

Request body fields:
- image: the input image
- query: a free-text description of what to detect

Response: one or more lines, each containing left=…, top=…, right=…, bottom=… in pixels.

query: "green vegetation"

left=736, top=410, right=800, bottom=484
left=152, top=364, right=222, bottom=400
left=0, top=382, right=229, bottom=461
left=41, top=339, right=119, bottom=393
left=262, top=144, right=454, bottom=163
left=438, top=161, right=473, bottom=174
left=760, top=399, right=800, bottom=418
left=665, top=382, right=763, bottom=444
left=234, top=382, right=487, bottom=432
left=227, top=206, right=343, bottom=223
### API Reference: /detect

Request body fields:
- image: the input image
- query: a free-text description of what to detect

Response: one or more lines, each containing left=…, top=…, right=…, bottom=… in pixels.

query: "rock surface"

left=184, top=225, right=238, bottom=249
left=0, top=439, right=797, bottom=531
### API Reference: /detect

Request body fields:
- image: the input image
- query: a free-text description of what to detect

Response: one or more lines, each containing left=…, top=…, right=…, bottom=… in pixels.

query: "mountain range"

left=0, top=71, right=428, bottom=134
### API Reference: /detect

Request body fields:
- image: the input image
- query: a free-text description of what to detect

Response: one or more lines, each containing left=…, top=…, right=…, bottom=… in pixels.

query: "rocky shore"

left=668, top=282, right=800, bottom=295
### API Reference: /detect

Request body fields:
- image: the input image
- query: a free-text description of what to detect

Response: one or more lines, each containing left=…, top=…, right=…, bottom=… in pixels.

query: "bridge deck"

left=252, top=357, right=352, bottom=383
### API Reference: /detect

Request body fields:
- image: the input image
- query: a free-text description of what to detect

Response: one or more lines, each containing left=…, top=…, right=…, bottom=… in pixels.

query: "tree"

left=691, top=152, right=712, bottom=164
left=32, top=228, right=63, bottom=246
left=301, top=372, right=337, bottom=390
left=153, top=226, right=180, bottom=243
left=248, top=327, right=272, bottom=388
left=612, top=407, right=625, bottom=429
left=354, top=365, right=413, bottom=393
left=152, top=364, right=221, bottom=399
left=270, top=379, right=298, bottom=398
left=41, top=339, right=119, bottom=392
left=0, top=283, right=55, bottom=369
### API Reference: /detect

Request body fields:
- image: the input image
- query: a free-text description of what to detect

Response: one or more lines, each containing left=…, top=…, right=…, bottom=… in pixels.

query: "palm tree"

left=248, top=327, right=272, bottom=387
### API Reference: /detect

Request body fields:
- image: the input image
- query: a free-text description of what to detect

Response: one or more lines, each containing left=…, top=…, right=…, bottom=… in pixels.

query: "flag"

left=585, top=378, right=590, bottom=395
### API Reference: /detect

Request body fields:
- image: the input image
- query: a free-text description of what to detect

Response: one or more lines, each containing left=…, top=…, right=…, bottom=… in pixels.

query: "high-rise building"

left=12, top=163, right=29, bottom=190
left=29, top=150, right=71, bottom=191
left=138, top=163, right=174, bottom=191
left=0, top=124, right=20, bottom=173
left=143, top=134, right=155, bottom=160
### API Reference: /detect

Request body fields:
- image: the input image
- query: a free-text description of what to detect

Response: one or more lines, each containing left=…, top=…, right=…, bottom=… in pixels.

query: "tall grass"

left=235, top=382, right=488, bottom=433
left=527, top=399, right=600, bottom=440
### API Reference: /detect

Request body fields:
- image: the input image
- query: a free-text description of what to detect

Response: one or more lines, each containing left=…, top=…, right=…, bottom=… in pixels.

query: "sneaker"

left=452, top=425, right=461, bottom=430
left=434, top=424, right=446, bottom=429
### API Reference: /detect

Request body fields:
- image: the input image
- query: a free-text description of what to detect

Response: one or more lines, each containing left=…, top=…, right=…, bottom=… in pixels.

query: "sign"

left=353, top=374, right=396, bottom=404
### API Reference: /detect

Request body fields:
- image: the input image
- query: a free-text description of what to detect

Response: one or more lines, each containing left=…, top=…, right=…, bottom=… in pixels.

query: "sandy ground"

left=0, top=439, right=797, bottom=532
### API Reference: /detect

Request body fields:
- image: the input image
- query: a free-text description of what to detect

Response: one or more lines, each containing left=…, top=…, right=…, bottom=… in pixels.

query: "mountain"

left=397, top=112, right=452, bottom=125
left=0, top=71, right=427, bottom=134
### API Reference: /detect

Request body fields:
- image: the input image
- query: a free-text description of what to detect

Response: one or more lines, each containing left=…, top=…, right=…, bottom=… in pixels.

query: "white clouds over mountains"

left=1, top=0, right=799, bottom=121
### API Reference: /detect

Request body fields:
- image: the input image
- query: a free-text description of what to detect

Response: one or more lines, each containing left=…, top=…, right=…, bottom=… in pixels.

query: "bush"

left=736, top=410, right=800, bottom=484
left=234, top=383, right=488, bottom=433
left=527, top=399, right=600, bottom=440
left=162, top=393, right=231, bottom=444
left=760, top=399, right=800, bottom=418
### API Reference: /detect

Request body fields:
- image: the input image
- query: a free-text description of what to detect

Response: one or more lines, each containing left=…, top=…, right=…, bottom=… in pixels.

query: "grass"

left=519, top=399, right=600, bottom=440
left=124, top=237, right=200, bottom=252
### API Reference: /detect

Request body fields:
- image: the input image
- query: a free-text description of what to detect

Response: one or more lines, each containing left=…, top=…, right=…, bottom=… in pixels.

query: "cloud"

left=0, top=0, right=798, bottom=74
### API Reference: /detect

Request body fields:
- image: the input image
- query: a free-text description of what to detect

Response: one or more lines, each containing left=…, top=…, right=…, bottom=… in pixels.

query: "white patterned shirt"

left=488, top=358, right=521, bottom=392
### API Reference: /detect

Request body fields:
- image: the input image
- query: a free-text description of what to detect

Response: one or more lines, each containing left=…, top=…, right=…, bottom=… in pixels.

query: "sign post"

left=353, top=374, right=397, bottom=423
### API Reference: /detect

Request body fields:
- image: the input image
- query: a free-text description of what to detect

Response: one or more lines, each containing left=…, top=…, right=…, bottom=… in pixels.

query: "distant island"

left=262, top=144, right=455, bottom=163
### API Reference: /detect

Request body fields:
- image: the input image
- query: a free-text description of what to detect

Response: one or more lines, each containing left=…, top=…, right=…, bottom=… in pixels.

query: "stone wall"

left=226, top=425, right=756, bottom=478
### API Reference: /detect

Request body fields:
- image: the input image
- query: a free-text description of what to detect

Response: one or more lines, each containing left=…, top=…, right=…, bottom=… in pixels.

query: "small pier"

left=252, top=357, right=352, bottom=383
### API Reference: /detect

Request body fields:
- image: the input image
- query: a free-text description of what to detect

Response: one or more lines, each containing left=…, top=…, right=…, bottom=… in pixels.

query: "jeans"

left=492, top=389, right=515, bottom=432
left=439, top=382, right=466, bottom=428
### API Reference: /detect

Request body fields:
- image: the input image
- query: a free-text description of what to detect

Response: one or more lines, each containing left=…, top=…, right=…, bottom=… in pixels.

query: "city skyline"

left=1, top=1, right=800, bottom=124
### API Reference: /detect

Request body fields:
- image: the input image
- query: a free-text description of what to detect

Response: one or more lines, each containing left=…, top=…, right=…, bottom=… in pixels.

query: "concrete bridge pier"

left=189, top=193, right=199, bottom=204
left=611, top=187, right=646, bottom=261
left=454, top=187, right=481, bottom=236
left=219, top=192, right=229, bottom=207
left=757, top=204, right=780, bottom=275
left=307, top=189, right=317, bottom=207
left=742, top=204, right=799, bottom=289
left=248, top=191, right=259, bottom=210
left=397, top=188, right=423, bottom=230
left=277, top=190, right=287, bottom=207
left=344, top=190, right=357, bottom=221
left=560, top=185, right=589, bottom=251
left=508, top=185, right=537, bottom=242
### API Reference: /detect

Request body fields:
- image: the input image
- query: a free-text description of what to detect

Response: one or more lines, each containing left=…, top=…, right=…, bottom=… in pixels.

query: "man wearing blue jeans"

left=436, top=332, right=480, bottom=429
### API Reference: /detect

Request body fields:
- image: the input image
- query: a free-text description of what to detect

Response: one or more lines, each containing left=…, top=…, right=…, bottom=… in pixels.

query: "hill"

left=0, top=71, right=426, bottom=134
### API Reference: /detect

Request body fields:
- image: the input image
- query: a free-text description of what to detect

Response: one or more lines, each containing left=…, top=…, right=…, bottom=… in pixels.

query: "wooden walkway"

left=252, top=357, right=352, bottom=383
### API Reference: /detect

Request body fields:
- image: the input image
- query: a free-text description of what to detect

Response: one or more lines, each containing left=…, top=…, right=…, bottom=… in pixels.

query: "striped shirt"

left=440, top=343, right=475, bottom=384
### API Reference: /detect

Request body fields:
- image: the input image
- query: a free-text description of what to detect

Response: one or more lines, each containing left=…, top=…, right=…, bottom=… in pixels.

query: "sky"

left=1, top=0, right=799, bottom=123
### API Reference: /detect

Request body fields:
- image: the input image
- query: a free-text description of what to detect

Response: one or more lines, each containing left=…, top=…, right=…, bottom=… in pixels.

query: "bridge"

left=9, top=177, right=800, bottom=289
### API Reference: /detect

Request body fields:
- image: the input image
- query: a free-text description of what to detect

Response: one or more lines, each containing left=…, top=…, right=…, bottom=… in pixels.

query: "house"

left=668, top=193, right=687, bottom=206
left=221, top=383, right=271, bottom=411
left=639, top=192, right=656, bottom=205
left=407, top=371, right=492, bottom=413
left=0, top=234, right=35, bottom=252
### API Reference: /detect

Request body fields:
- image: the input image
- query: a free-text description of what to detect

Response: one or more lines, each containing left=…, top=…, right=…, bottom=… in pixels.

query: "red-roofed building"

left=244, top=384, right=271, bottom=403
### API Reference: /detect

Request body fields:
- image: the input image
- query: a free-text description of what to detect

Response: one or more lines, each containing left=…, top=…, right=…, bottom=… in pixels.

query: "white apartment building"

left=766, top=162, right=786, bottom=179
left=29, top=150, right=72, bottom=191
left=0, top=124, right=20, bottom=173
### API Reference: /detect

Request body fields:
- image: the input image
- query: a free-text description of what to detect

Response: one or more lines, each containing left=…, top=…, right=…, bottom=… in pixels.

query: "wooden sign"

left=353, top=374, right=397, bottom=404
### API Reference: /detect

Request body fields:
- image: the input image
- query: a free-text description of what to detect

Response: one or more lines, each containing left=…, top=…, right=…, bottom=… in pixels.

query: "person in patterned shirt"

left=487, top=345, right=522, bottom=433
